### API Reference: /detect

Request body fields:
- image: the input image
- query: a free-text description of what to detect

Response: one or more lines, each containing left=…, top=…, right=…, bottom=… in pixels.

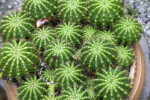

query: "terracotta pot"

left=3, top=42, right=145, bottom=100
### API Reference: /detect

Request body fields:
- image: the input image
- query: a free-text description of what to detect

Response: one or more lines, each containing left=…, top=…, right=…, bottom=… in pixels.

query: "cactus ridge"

left=94, top=67, right=132, bottom=99
left=17, top=76, right=47, bottom=100
left=0, top=40, right=39, bottom=80
left=1, top=11, right=34, bottom=41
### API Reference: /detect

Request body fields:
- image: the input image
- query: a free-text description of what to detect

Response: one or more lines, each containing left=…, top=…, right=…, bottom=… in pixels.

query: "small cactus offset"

left=58, top=0, right=86, bottom=22
left=94, top=67, right=132, bottom=99
left=42, top=70, right=55, bottom=82
left=114, top=16, right=142, bottom=46
left=54, top=62, right=85, bottom=88
left=61, top=84, right=89, bottom=100
left=33, top=27, right=55, bottom=51
left=87, top=0, right=124, bottom=28
left=1, top=11, right=34, bottom=41
left=117, top=46, right=135, bottom=68
left=17, top=76, right=47, bottom=100
left=44, top=40, right=75, bottom=67
left=43, top=94, right=61, bottom=100
left=56, top=23, right=82, bottom=46
left=23, top=0, right=58, bottom=19
left=0, top=40, right=39, bottom=80
left=81, top=39, right=117, bottom=71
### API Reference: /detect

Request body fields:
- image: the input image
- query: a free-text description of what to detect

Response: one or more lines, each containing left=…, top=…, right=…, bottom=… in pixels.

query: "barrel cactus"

left=43, top=94, right=61, bottom=100
left=54, top=62, right=85, bottom=88
left=61, top=84, right=89, bottom=100
left=117, top=46, right=135, bottom=68
left=94, top=67, right=132, bottom=99
left=56, top=23, right=82, bottom=46
left=58, top=0, right=86, bottom=22
left=81, top=39, right=117, bottom=71
left=87, top=0, right=124, bottom=28
left=33, top=27, right=55, bottom=51
left=42, top=70, right=55, bottom=82
left=114, top=16, right=142, bottom=46
left=1, top=11, right=34, bottom=41
left=17, top=76, right=47, bottom=100
left=23, top=0, right=58, bottom=19
left=0, top=40, right=39, bottom=80
left=44, top=40, right=75, bottom=67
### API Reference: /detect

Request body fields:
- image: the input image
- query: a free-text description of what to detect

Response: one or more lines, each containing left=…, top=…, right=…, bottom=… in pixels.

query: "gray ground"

left=0, top=0, right=150, bottom=100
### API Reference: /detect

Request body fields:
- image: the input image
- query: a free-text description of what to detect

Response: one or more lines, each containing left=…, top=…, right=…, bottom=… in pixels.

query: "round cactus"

left=61, top=84, right=89, bottom=100
left=94, top=67, right=132, bottom=99
left=81, top=39, right=117, bottom=71
left=0, top=40, right=39, bottom=80
left=43, top=94, right=61, bottom=100
left=23, top=0, right=58, bottom=19
left=117, top=46, right=135, bottom=68
left=56, top=23, right=82, bottom=46
left=1, top=11, right=34, bottom=41
left=44, top=40, right=75, bottom=67
left=58, top=0, right=86, bottom=22
left=114, top=16, right=142, bottom=46
left=42, top=70, right=55, bottom=82
left=17, top=76, right=47, bottom=100
left=33, top=27, right=55, bottom=51
left=54, top=62, right=85, bottom=88
left=87, top=0, right=124, bottom=28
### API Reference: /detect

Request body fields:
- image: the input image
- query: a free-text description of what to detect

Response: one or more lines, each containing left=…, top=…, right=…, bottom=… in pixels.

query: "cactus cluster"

left=1, top=11, right=34, bottom=41
left=58, top=0, right=86, bottom=22
left=0, top=40, right=39, bottom=80
left=94, top=67, right=132, bottom=99
left=23, top=0, right=58, bottom=19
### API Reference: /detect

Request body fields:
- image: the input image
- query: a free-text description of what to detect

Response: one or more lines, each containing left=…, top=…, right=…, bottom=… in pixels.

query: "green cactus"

left=23, top=0, right=58, bottom=19
left=56, top=23, right=82, bottom=46
left=42, top=70, right=55, bottom=82
left=54, top=62, right=85, bottom=88
left=58, top=0, right=86, bottom=22
left=43, top=94, right=61, bottom=100
left=117, top=46, right=135, bottom=68
left=33, top=27, right=55, bottom=51
left=114, top=16, right=142, bottom=46
left=94, top=67, right=132, bottom=99
left=17, top=76, right=47, bottom=100
left=87, top=0, right=124, bottom=28
left=44, top=40, right=75, bottom=67
left=0, top=40, right=39, bottom=80
left=81, top=39, right=117, bottom=71
left=1, top=11, right=34, bottom=41
left=61, top=84, right=89, bottom=100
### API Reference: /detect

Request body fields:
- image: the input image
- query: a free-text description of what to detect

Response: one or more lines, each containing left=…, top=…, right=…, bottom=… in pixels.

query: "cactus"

left=87, top=0, right=124, bottom=28
left=23, top=0, right=58, bottom=19
left=58, top=0, right=86, bottom=22
left=44, top=40, right=75, bottom=67
left=81, top=38, right=117, bottom=71
left=33, top=27, right=55, bottom=51
left=17, top=76, right=47, bottom=100
left=94, top=67, right=132, bottom=99
left=42, top=70, right=55, bottom=82
left=114, top=16, right=142, bottom=46
left=117, top=46, right=135, bottom=68
left=54, top=62, right=85, bottom=88
left=43, top=94, right=61, bottom=100
left=1, top=11, right=34, bottom=41
left=61, top=84, right=89, bottom=100
left=0, top=40, right=39, bottom=80
left=56, top=23, right=82, bottom=46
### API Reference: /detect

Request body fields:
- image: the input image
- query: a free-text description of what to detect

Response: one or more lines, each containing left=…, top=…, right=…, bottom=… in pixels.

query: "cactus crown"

left=0, top=40, right=39, bottom=80
left=87, top=0, right=124, bottom=28
left=56, top=23, right=82, bottom=46
left=54, top=62, right=85, bottom=88
left=17, top=76, right=47, bottom=100
left=81, top=38, right=117, bottom=71
left=94, top=67, right=132, bottom=99
left=44, top=40, right=75, bottom=67
left=33, top=27, right=55, bottom=51
left=117, top=46, right=135, bottom=68
left=114, top=16, right=142, bottom=46
left=1, top=11, right=34, bottom=41
left=23, top=0, right=57, bottom=19
left=58, top=0, right=86, bottom=22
